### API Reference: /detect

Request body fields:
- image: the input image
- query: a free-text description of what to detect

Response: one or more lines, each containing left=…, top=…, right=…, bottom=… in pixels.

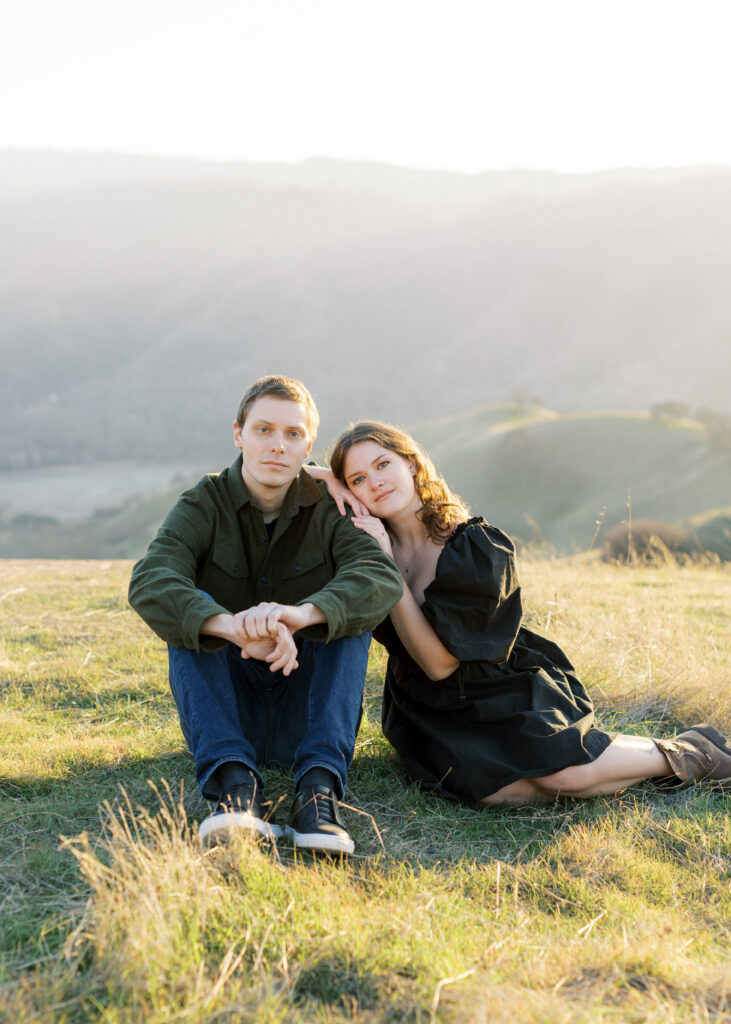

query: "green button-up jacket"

left=128, top=455, right=403, bottom=651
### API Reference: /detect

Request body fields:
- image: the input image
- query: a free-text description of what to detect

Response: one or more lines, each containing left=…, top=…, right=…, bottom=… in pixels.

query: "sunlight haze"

left=2, top=0, right=730, bottom=172
left=2, top=0, right=731, bottom=551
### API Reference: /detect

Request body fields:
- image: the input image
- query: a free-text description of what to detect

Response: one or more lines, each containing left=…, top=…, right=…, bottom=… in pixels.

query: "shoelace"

left=220, top=783, right=257, bottom=814
left=310, top=791, right=337, bottom=824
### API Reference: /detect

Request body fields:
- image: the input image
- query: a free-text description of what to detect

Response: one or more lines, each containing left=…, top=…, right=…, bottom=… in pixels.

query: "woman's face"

left=342, top=440, right=420, bottom=519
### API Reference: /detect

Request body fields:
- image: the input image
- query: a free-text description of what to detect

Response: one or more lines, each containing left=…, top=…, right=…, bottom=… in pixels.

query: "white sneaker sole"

left=285, top=827, right=354, bottom=855
left=199, top=811, right=282, bottom=844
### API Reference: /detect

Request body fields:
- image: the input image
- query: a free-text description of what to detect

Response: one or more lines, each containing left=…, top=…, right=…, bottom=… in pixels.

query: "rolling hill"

left=411, top=406, right=731, bottom=550
left=2, top=405, right=729, bottom=558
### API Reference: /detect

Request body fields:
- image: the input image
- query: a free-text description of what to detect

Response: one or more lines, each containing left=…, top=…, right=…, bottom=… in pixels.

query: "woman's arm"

left=389, top=588, right=460, bottom=681
left=351, top=514, right=459, bottom=681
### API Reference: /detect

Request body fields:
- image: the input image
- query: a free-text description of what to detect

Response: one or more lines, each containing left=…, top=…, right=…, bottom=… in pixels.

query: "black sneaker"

left=199, top=779, right=282, bottom=843
left=286, top=785, right=354, bottom=855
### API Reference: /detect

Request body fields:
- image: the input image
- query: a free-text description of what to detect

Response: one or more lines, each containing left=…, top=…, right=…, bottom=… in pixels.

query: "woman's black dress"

left=375, top=517, right=612, bottom=803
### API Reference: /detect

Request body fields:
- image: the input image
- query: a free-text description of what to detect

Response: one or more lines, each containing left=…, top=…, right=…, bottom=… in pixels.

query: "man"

left=128, top=375, right=403, bottom=854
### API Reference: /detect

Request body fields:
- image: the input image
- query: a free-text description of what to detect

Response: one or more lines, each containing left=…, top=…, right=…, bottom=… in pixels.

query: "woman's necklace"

left=393, top=538, right=422, bottom=576
left=400, top=553, right=418, bottom=576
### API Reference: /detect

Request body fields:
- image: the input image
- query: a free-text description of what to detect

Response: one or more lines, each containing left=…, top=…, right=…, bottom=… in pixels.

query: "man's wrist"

left=294, top=602, right=327, bottom=629
left=200, top=612, right=234, bottom=640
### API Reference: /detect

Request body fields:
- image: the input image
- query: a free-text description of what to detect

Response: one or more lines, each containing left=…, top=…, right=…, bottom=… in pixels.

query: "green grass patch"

left=1, top=557, right=730, bottom=1022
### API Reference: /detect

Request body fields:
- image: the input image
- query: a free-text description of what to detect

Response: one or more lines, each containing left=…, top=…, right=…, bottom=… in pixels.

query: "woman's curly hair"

left=330, top=421, right=470, bottom=543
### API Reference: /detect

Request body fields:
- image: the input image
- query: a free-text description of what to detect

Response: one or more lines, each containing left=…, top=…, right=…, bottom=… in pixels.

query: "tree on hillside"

left=697, top=408, right=731, bottom=451
left=650, top=400, right=691, bottom=421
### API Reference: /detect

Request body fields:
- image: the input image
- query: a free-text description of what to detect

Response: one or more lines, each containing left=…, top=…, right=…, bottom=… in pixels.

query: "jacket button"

left=262, top=576, right=268, bottom=584
left=295, top=565, right=301, bottom=572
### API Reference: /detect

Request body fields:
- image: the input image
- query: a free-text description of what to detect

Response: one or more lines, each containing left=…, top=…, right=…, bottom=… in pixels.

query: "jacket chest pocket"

left=281, top=550, right=329, bottom=599
left=210, top=546, right=250, bottom=581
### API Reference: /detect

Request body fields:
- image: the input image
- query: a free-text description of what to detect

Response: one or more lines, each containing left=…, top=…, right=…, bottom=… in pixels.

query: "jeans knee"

left=306, top=632, right=371, bottom=677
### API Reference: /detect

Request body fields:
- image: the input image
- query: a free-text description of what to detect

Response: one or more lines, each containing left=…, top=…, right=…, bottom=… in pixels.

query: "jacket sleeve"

left=128, top=488, right=232, bottom=651
left=422, top=520, right=523, bottom=664
left=297, top=511, right=403, bottom=641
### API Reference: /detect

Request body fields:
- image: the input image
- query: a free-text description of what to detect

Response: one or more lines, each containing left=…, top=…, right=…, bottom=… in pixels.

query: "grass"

left=0, top=556, right=729, bottom=1022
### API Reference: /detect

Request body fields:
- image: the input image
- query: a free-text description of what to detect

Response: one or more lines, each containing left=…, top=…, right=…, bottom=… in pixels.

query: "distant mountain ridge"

left=2, top=150, right=730, bottom=471
left=2, top=149, right=721, bottom=204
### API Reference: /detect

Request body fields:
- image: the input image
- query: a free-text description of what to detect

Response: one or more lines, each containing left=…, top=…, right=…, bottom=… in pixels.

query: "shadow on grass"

left=0, top=679, right=175, bottom=712
left=0, top=750, right=195, bottom=802
left=3, top=740, right=728, bottom=883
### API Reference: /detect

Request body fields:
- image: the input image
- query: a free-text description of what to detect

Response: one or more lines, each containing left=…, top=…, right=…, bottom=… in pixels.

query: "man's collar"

left=226, top=453, right=323, bottom=516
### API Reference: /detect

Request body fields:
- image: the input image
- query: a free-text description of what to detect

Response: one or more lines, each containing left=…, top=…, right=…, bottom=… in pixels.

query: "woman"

left=328, top=421, right=731, bottom=805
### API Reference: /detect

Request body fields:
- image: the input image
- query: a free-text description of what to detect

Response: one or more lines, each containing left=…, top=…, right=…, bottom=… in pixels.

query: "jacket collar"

left=226, top=453, right=323, bottom=516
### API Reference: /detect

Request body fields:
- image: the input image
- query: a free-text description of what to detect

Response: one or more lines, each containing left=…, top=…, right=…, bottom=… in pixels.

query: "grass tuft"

left=1, top=557, right=730, bottom=1022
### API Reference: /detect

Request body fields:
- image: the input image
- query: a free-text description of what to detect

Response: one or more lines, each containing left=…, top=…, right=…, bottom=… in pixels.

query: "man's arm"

left=128, top=487, right=233, bottom=651
left=231, top=601, right=326, bottom=638
left=290, top=509, right=404, bottom=642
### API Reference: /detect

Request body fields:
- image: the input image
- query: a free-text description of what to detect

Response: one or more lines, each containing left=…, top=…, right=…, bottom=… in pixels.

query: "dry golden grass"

left=523, top=552, right=730, bottom=733
left=1, top=556, right=729, bottom=1023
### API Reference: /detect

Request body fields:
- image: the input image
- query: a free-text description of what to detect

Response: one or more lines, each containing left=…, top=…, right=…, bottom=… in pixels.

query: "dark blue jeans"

left=168, top=632, right=370, bottom=801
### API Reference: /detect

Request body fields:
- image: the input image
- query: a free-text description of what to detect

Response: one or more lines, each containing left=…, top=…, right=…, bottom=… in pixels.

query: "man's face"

left=233, top=396, right=313, bottom=502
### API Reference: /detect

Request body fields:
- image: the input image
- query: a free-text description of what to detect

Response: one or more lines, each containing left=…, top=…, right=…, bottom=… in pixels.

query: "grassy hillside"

left=412, top=406, right=731, bottom=551
left=0, top=487, right=190, bottom=560
left=2, top=405, right=729, bottom=560
left=1, top=557, right=729, bottom=1022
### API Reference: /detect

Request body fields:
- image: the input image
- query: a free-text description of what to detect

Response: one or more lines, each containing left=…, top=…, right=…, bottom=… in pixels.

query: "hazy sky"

left=2, top=0, right=730, bottom=173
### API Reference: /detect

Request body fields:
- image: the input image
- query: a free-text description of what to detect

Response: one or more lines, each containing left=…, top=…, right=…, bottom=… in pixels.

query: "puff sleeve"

left=422, top=518, right=523, bottom=664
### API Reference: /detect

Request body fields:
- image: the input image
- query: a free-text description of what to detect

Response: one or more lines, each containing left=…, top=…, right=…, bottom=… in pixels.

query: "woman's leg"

left=480, top=727, right=731, bottom=804
left=480, top=778, right=552, bottom=806
left=479, top=735, right=671, bottom=805
left=531, top=735, right=670, bottom=798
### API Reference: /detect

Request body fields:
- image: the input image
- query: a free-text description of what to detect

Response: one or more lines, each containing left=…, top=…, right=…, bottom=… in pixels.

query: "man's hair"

left=235, top=375, right=319, bottom=438
left=330, top=420, right=470, bottom=542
